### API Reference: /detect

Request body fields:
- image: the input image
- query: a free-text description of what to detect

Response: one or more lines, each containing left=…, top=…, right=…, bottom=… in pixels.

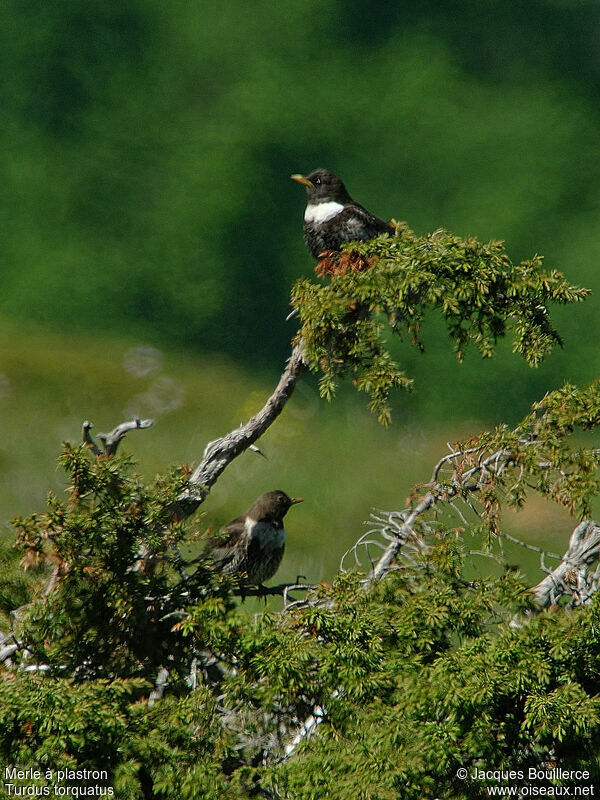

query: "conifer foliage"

left=1, top=229, right=599, bottom=799
left=292, top=225, right=588, bottom=422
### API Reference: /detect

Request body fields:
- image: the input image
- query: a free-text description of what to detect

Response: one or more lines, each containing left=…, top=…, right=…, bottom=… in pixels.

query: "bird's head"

left=250, top=490, right=304, bottom=523
left=291, top=170, right=351, bottom=204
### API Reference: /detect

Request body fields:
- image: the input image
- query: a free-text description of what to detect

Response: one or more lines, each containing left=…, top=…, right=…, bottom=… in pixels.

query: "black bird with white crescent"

left=206, top=490, right=303, bottom=587
left=291, top=169, right=394, bottom=259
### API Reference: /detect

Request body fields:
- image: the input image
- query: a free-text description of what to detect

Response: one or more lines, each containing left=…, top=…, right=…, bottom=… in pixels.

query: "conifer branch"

left=281, top=389, right=600, bottom=765
left=362, top=446, right=514, bottom=586
left=293, top=226, right=589, bottom=422
left=285, top=485, right=600, bottom=767
left=362, top=381, right=600, bottom=584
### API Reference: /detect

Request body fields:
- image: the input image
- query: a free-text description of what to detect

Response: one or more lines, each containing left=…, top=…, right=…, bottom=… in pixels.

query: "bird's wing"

left=220, top=516, right=247, bottom=546
left=343, top=204, right=395, bottom=238
left=205, top=517, right=246, bottom=570
left=207, top=546, right=235, bottom=571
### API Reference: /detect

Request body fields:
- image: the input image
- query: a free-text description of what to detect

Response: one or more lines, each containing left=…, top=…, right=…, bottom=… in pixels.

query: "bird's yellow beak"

left=290, top=174, right=314, bottom=188
left=290, top=497, right=304, bottom=505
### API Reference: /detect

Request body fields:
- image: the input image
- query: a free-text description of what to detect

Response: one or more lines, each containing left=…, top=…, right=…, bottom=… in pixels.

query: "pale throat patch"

left=304, top=201, right=344, bottom=224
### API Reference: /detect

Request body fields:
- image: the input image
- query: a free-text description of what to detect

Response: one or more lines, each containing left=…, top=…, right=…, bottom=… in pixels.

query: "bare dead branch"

left=530, top=520, right=600, bottom=609
left=99, top=417, right=154, bottom=456
left=83, top=418, right=153, bottom=457
left=365, top=496, right=435, bottom=587
left=148, top=667, right=169, bottom=706
left=82, top=421, right=103, bottom=456
left=82, top=343, right=306, bottom=521
left=282, top=703, right=328, bottom=759
left=362, top=446, right=519, bottom=585
left=0, top=643, right=18, bottom=663
left=499, top=530, right=562, bottom=563
left=171, top=342, right=308, bottom=518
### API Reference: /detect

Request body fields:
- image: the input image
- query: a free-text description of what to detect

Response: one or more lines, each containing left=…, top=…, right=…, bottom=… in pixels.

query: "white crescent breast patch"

left=304, top=201, right=345, bottom=224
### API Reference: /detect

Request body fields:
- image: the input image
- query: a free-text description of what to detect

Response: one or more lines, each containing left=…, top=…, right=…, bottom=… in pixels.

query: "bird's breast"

left=245, top=518, right=286, bottom=549
left=304, top=201, right=345, bottom=224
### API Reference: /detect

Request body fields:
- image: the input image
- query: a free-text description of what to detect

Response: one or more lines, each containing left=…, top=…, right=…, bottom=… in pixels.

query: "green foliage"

left=0, top=674, right=233, bottom=800
left=2, top=379, right=600, bottom=797
left=0, top=537, right=40, bottom=629
left=12, top=446, right=234, bottom=681
left=293, top=226, right=588, bottom=422
left=0, top=208, right=596, bottom=795
left=2, top=446, right=241, bottom=796
left=259, top=585, right=600, bottom=799
left=488, top=380, right=600, bottom=519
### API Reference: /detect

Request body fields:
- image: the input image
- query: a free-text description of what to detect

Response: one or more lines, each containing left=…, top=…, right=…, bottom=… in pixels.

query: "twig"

left=282, top=703, right=328, bottom=759
left=366, top=447, right=515, bottom=585
left=82, top=421, right=103, bottom=456
left=365, top=493, right=433, bottom=587
left=234, top=582, right=315, bottom=599
left=499, top=530, right=562, bottom=563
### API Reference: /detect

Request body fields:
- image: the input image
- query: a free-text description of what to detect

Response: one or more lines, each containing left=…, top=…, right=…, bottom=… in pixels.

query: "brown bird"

left=206, top=490, right=304, bottom=587
left=291, top=169, right=394, bottom=259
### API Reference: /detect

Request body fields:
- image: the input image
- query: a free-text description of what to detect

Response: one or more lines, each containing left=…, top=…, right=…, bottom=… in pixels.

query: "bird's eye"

left=314, top=177, right=321, bottom=185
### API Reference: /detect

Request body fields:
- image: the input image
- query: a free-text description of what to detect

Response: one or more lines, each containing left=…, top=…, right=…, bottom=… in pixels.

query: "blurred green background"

left=1, top=0, right=599, bottom=584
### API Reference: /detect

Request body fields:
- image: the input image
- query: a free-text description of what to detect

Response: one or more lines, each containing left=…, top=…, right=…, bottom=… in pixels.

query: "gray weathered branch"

left=148, top=667, right=170, bottom=706
left=531, top=520, right=600, bottom=608
left=171, top=342, right=308, bottom=518
left=83, top=417, right=154, bottom=457
left=0, top=643, right=18, bottom=663
left=82, top=343, right=307, bottom=518
left=364, top=446, right=514, bottom=586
